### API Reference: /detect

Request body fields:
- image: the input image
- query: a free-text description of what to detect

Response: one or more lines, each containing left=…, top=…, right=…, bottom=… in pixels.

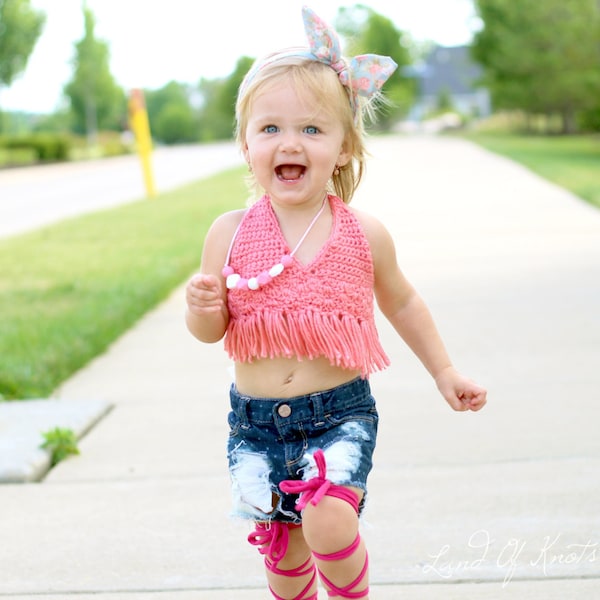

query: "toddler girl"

left=186, top=7, right=487, bottom=599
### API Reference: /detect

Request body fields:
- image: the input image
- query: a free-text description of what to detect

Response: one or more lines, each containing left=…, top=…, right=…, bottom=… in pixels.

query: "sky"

left=1, top=0, right=481, bottom=114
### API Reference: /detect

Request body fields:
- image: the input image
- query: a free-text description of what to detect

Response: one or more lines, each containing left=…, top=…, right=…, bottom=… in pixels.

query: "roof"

left=419, top=46, right=484, bottom=96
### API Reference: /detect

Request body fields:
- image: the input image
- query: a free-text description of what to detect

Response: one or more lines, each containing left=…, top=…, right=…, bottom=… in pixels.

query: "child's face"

left=243, top=82, right=351, bottom=208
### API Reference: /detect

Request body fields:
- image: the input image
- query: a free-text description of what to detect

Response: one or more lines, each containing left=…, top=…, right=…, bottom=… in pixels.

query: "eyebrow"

left=251, top=111, right=330, bottom=125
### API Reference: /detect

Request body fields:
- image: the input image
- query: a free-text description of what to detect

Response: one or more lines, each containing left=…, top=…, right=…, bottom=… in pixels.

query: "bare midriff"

left=234, top=355, right=361, bottom=399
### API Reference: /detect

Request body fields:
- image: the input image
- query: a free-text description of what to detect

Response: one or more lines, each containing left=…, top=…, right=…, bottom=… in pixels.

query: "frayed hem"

left=228, top=509, right=302, bottom=526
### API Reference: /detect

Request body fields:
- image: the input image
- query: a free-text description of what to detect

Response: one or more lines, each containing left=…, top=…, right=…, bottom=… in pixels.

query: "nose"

left=279, top=131, right=302, bottom=153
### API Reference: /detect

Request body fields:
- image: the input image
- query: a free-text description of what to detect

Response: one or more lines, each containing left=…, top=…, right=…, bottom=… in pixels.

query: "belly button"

left=284, top=374, right=294, bottom=385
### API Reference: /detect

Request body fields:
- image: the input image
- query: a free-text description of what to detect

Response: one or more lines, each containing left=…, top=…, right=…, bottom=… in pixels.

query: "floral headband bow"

left=239, top=6, right=398, bottom=109
left=302, top=5, right=398, bottom=99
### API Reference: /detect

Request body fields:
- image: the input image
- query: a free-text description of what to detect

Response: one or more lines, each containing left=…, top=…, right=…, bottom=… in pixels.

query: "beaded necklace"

left=222, top=195, right=328, bottom=291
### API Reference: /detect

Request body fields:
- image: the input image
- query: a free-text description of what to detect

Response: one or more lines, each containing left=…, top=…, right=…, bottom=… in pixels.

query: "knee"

left=279, top=450, right=364, bottom=555
left=301, top=492, right=359, bottom=555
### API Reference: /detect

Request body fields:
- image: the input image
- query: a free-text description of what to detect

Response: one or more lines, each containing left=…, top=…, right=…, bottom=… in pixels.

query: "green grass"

left=0, top=166, right=246, bottom=400
left=463, top=133, right=600, bottom=209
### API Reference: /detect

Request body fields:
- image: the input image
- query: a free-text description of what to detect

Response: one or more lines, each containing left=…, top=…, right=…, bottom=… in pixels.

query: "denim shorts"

left=226, top=377, right=378, bottom=524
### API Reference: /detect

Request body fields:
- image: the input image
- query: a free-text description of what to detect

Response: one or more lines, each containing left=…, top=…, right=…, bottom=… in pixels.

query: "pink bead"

left=257, top=271, right=272, bottom=285
left=281, top=254, right=293, bottom=267
left=222, top=265, right=234, bottom=277
left=236, top=278, right=249, bottom=290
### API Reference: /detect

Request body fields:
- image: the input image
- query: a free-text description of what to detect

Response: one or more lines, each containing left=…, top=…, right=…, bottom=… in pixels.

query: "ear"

left=242, top=144, right=251, bottom=167
left=336, top=137, right=352, bottom=167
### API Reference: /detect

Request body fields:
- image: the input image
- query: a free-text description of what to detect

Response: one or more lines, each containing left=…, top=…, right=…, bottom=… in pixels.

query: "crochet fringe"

left=224, top=310, right=390, bottom=377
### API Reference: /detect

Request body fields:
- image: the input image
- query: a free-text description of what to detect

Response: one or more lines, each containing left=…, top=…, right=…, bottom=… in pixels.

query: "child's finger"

left=192, top=273, right=219, bottom=291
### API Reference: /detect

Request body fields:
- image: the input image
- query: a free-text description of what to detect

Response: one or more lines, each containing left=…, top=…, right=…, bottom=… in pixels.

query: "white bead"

left=226, top=273, right=241, bottom=289
left=269, top=263, right=284, bottom=277
left=247, top=277, right=260, bottom=290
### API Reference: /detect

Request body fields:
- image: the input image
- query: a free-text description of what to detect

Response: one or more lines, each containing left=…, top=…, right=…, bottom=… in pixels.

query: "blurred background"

left=1, top=0, right=598, bottom=164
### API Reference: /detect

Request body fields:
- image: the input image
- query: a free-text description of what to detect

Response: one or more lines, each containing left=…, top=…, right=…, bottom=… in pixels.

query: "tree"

left=335, top=4, right=415, bottom=129
left=145, top=81, right=199, bottom=144
left=64, top=5, right=125, bottom=141
left=0, top=0, right=45, bottom=88
left=0, top=0, right=45, bottom=131
left=472, top=0, right=600, bottom=133
left=197, top=56, right=254, bottom=141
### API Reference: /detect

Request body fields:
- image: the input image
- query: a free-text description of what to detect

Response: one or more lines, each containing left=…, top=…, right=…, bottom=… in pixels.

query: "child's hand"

left=186, top=273, right=224, bottom=316
left=435, top=367, right=487, bottom=412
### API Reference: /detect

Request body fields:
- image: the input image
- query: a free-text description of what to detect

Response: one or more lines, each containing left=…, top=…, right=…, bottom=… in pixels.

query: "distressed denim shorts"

left=226, top=377, right=378, bottom=524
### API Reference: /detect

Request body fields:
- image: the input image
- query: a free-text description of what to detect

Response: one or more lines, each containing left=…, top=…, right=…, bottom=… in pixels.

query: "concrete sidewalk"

left=1, top=135, right=599, bottom=598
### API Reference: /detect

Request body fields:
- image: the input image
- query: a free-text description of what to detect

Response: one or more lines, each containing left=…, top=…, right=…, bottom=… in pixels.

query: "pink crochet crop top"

left=223, top=194, right=390, bottom=376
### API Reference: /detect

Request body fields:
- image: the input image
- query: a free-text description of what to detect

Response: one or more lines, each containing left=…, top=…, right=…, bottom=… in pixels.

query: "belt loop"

left=239, top=397, right=251, bottom=428
left=311, top=393, right=325, bottom=426
left=231, top=385, right=251, bottom=428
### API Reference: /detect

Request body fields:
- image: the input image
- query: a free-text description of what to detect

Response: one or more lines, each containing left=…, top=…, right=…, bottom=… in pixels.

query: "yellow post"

left=128, top=89, right=156, bottom=198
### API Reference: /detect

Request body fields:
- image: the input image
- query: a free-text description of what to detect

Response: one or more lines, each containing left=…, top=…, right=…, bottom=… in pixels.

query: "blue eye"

left=304, top=126, right=319, bottom=134
left=264, top=125, right=279, bottom=133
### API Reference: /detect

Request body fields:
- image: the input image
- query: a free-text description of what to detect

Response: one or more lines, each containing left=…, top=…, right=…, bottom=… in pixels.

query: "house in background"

left=409, top=45, right=491, bottom=123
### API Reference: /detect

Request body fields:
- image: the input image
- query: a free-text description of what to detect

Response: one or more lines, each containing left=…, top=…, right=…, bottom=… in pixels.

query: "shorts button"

left=277, top=404, right=292, bottom=417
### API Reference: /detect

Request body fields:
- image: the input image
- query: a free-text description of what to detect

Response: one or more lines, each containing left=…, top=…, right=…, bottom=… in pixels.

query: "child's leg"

left=302, top=489, right=369, bottom=598
left=248, top=521, right=318, bottom=600
left=281, top=450, right=370, bottom=598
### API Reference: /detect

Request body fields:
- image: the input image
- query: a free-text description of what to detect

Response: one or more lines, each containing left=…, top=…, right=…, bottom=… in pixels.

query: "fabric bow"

left=302, top=5, right=398, bottom=98
left=247, top=521, right=289, bottom=564
left=279, top=449, right=331, bottom=511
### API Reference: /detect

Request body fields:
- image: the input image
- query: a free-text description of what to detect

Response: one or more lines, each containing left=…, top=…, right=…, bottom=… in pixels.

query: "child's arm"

left=185, top=211, right=243, bottom=343
left=185, top=272, right=228, bottom=343
left=358, top=211, right=487, bottom=412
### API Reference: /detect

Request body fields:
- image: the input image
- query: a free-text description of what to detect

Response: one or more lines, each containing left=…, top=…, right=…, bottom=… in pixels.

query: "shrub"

left=0, top=133, right=72, bottom=162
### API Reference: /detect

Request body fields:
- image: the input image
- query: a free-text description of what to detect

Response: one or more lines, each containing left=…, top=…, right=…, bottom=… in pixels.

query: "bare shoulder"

left=209, top=208, right=247, bottom=235
left=348, top=205, right=387, bottom=233
left=205, top=208, right=247, bottom=248
left=201, top=208, right=247, bottom=273
left=347, top=205, right=397, bottom=263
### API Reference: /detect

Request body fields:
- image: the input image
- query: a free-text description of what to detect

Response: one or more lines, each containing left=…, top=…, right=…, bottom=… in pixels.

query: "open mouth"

left=276, top=164, right=306, bottom=182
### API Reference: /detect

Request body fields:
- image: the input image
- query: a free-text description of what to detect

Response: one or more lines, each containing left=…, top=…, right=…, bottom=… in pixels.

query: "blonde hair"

left=235, top=51, right=381, bottom=204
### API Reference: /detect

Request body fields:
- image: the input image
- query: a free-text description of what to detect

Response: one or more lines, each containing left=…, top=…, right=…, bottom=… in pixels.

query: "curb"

left=0, top=398, right=113, bottom=483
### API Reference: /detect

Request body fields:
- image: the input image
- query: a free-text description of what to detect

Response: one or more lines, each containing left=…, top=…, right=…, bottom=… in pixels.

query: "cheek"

left=244, top=137, right=261, bottom=159
left=246, top=144, right=274, bottom=173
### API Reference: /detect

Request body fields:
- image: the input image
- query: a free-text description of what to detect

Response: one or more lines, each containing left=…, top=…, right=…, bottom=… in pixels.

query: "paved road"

left=0, top=141, right=243, bottom=238
left=1, top=135, right=599, bottom=598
